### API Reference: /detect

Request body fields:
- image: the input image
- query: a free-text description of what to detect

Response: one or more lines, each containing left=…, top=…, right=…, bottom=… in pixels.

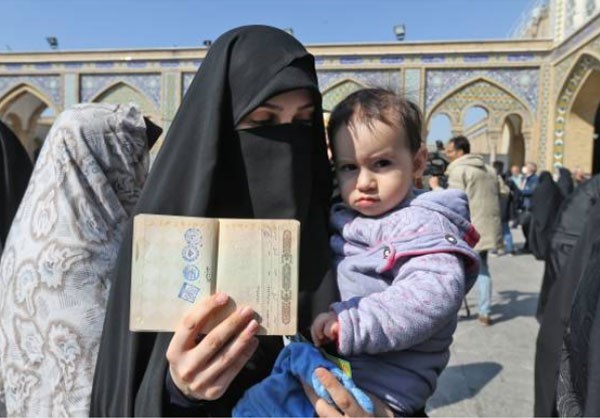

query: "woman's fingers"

left=303, top=381, right=343, bottom=417
left=166, top=295, right=261, bottom=401
left=168, top=293, right=230, bottom=357
left=193, top=319, right=260, bottom=386
left=192, top=334, right=261, bottom=400
left=314, top=368, right=372, bottom=417
left=191, top=305, right=256, bottom=361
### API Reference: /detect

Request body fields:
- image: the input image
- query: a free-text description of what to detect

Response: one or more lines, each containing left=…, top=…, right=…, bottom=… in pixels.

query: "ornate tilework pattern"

left=182, top=73, right=196, bottom=96
left=538, top=65, right=551, bottom=167
left=554, top=34, right=600, bottom=94
left=553, top=12, right=600, bottom=59
left=163, top=72, right=179, bottom=121
left=554, top=54, right=581, bottom=93
left=592, top=31, right=600, bottom=55
left=0, top=76, right=62, bottom=107
left=322, top=80, right=364, bottom=112
left=565, top=0, right=576, bottom=35
left=94, top=84, right=159, bottom=117
left=63, top=74, right=78, bottom=109
left=404, top=69, right=421, bottom=106
left=318, top=70, right=402, bottom=93
left=425, top=69, right=539, bottom=113
left=432, top=80, right=529, bottom=129
left=587, top=0, right=597, bottom=16
left=80, top=74, right=161, bottom=107
left=552, top=54, right=600, bottom=166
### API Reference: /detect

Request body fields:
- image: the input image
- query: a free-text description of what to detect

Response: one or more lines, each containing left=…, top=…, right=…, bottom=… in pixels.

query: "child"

left=310, top=88, right=481, bottom=416
left=234, top=89, right=480, bottom=417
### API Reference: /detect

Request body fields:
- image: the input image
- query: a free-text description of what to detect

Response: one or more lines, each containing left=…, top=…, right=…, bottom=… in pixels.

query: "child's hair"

left=326, top=88, right=423, bottom=155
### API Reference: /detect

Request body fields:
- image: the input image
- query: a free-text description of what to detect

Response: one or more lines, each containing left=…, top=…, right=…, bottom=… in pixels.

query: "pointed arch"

left=322, top=78, right=367, bottom=112
left=554, top=50, right=600, bottom=101
left=90, top=81, right=160, bottom=121
left=0, top=83, right=58, bottom=116
left=426, top=76, right=532, bottom=127
left=552, top=53, right=600, bottom=168
left=0, top=84, right=59, bottom=158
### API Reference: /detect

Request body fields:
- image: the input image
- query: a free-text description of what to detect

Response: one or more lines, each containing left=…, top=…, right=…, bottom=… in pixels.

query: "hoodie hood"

left=330, top=189, right=480, bottom=290
left=331, top=189, right=478, bottom=250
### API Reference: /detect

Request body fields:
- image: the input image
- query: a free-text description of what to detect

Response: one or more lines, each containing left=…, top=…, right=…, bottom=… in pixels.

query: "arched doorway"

left=564, top=69, right=600, bottom=174
left=463, top=106, right=490, bottom=159
left=500, top=114, right=525, bottom=168
left=0, top=86, right=57, bottom=161
left=426, top=113, right=453, bottom=151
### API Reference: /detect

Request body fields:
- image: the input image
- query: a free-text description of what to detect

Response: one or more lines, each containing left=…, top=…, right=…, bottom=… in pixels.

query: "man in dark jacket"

left=518, top=162, right=539, bottom=252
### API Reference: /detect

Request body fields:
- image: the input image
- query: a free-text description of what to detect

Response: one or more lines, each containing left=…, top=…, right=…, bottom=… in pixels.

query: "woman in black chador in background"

left=0, top=120, right=33, bottom=249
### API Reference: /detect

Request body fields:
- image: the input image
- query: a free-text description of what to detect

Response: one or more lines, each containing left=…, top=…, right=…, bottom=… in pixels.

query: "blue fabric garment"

left=233, top=342, right=373, bottom=417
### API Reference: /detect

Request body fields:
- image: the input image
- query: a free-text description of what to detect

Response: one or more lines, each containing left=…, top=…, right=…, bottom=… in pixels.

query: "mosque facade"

left=1, top=0, right=599, bottom=174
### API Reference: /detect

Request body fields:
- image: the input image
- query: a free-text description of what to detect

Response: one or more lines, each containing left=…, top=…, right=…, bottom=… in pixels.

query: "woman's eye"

left=338, top=164, right=357, bottom=173
left=249, top=118, right=275, bottom=127
left=374, top=159, right=392, bottom=168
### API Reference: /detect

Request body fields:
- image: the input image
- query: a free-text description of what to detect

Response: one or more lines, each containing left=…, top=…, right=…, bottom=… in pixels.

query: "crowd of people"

left=426, top=134, right=599, bottom=416
left=0, top=24, right=597, bottom=418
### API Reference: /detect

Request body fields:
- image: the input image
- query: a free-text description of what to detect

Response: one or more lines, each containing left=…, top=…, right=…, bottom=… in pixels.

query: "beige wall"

left=564, top=69, right=600, bottom=171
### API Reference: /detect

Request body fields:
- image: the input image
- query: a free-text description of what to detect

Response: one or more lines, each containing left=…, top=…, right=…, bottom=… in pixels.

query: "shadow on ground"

left=491, top=290, right=539, bottom=325
left=458, top=290, right=539, bottom=325
left=427, top=362, right=503, bottom=411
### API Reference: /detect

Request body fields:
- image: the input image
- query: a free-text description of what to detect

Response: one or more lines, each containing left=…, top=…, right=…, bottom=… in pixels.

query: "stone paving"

left=427, top=232, right=544, bottom=417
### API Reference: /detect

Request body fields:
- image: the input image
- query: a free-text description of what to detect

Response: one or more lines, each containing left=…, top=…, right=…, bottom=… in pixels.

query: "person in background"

left=509, top=165, right=524, bottom=228
left=528, top=171, right=564, bottom=262
left=518, top=162, right=539, bottom=253
left=573, top=167, right=590, bottom=187
left=510, top=165, right=523, bottom=189
left=432, top=135, right=501, bottom=326
left=556, top=167, right=574, bottom=197
left=492, top=161, right=514, bottom=256
left=0, top=120, right=33, bottom=249
left=0, top=104, right=153, bottom=417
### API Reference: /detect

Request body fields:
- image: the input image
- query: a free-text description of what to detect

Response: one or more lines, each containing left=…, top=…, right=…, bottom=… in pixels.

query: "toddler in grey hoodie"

left=311, top=88, right=481, bottom=415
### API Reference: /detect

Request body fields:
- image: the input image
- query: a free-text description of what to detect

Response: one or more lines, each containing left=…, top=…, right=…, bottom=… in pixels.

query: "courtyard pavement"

left=427, top=230, right=544, bottom=417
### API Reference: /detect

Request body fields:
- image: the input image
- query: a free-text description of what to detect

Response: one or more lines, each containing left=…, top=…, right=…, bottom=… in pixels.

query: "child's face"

left=333, top=119, right=425, bottom=217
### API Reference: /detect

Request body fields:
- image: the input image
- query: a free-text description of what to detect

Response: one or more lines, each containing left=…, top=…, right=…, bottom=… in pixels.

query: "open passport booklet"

left=130, top=214, right=299, bottom=335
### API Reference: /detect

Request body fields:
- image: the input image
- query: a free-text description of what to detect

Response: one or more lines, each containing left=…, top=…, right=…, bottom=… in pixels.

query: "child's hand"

left=310, top=312, right=339, bottom=347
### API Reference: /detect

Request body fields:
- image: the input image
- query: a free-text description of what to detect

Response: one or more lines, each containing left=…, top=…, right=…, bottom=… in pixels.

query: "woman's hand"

left=166, top=293, right=260, bottom=401
left=303, top=368, right=394, bottom=417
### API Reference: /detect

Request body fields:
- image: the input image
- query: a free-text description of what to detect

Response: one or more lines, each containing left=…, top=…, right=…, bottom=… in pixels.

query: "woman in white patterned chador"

left=0, top=103, right=151, bottom=417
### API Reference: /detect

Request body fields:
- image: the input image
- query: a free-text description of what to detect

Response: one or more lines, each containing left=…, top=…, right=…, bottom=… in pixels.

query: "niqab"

left=90, top=25, right=334, bottom=417
left=0, top=104, right=149, bottom=417
left=0, top=121, right=33, bottom=247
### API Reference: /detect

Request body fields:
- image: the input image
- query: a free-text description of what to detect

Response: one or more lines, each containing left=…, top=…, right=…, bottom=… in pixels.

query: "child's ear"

left=412, top=143, right=428, bottom=177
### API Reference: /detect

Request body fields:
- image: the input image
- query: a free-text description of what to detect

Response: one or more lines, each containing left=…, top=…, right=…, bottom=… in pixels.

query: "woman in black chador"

left=555, top=194, right=600, bottom=417
left=90, top=26, right=377, bottom=417
left=534, top=174, right=600, bottom=416
left=529, top=171, right=563, bottom=261
left=0, top=120, right=33, bottom=248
